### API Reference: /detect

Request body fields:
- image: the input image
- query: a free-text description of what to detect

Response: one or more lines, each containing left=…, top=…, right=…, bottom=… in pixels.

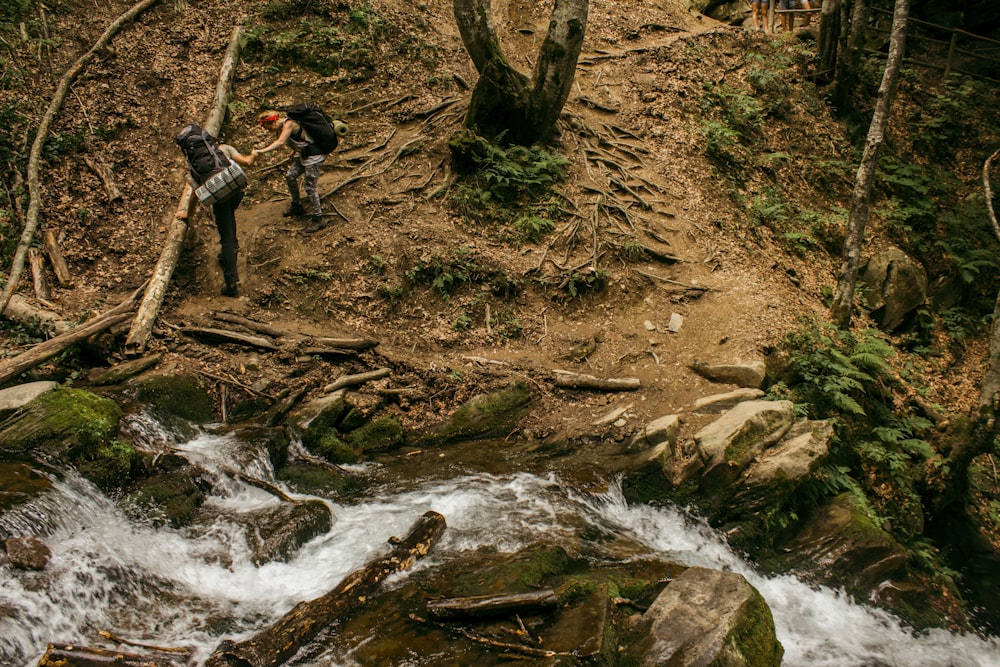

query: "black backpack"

left=286, top=102, right=338, bottom=154
left=175, top=124, right=230, bottom=185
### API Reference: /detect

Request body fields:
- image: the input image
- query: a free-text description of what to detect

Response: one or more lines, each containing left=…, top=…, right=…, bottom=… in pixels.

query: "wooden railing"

left=867, top=7, right=1000, bottom=85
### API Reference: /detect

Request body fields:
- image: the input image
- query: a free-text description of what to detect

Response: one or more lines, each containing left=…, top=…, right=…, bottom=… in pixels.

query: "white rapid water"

left=1, top=431, right=998, bottom=666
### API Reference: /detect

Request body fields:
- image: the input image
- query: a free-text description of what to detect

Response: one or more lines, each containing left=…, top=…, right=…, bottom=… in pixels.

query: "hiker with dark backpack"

left=174, top=123, right=256, bottom=297
left=255, top=103, right=344, bottom=233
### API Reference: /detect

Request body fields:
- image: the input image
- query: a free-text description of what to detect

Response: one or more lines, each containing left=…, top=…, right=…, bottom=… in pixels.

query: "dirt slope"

left=3, top=0, right=981, bottom=442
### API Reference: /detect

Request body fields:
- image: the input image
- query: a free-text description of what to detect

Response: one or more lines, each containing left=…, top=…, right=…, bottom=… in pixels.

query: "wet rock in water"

left=4, top=535, right=51, bottom=570
left=131, top=373, right=215, bottom=425
left=0, top=462, right=53, bottom=514
left=238, top=499, right=333, bottom=565
left=130, top=463, right=211, bottom=528
left=543, top=582, right=610, bottom=659
left=778, top=492, right=908, bottom=598
left=690, top=359, right=767, bottom=389
left=632, top=565, right=783, bottom=667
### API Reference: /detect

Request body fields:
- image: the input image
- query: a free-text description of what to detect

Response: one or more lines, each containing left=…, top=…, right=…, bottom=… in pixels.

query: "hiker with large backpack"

left=255, top=103, right=344, bottom=233
left=174, top=123, right=256, bottom=297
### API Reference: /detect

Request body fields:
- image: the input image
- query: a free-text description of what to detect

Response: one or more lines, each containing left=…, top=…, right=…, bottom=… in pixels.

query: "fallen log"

left=310, top=336, right=378, bottom=350
left=124, top=24, right=243, bottom=355
left=552, top=370, right=640, bottom=391
left=0, top=0, right=161, bottom=315
left=4, top=294, right=70, bottom=335
left=41, top=229, right=72, bottom=287
left=0, top=286, right=142, bottom=386
left=205, top=510, right=447, bottom=667
left=427, top=588, right=558, bottom=621
left=37, top=642, right=182, bottom=666
left=28, top=247, right=50, bottom=300
left=83, top=154, right=123, bottom=202
left=322, top=367, right=391, bottom=393
left=298, top=346, right=356, bottom=358
left=180, top=326, right=279, bottom=350
left=212, top=312, right=292, bottom=338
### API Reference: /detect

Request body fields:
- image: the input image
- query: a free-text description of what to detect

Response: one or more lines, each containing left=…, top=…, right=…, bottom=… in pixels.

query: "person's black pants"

left=212, top=190, right=243, bottom=287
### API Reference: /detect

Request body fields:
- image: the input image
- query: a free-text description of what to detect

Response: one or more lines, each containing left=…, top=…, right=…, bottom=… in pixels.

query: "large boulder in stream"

left=632, top=565, right=783, bottom=667
left=778, top=491, right=908, bottom=597
left=291, top=390, right=403, bottom=462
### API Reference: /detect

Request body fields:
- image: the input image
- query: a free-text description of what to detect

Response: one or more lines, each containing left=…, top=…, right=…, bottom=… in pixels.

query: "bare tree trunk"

left=0, top=0, right=161, bottom=316
left=832, top=0, right=871, bottom=114
left=817, top=0, right=841, bottom=83
left=124, top=24, right=243, bottom=355
left=829, top=0, right=909, bottom=328
left=978, top=147, right=1000, bottom=412
left=454, top=0, right=588, bottom=145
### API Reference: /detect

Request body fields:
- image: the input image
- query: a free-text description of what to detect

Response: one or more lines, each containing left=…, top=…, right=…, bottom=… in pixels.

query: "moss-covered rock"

left=133, top=374, right=214, bottom=425
left=311, top=431, right=359, bottom=464
left=421, top=381, right=531, bottom=445
left=0, top=387, right=122, bottom=461
left=630, top=566, right=783, bottom=667
left=275, top=461, right=362, bottom=498
left=345, top=415, right=403, bottom=454
left=450, top=546, right=573, bottom=597
left=76, top=440, right=142, bottom=491
left=131, top=466, right=210, bottom=527
left=0, top=462, right=53, bottom=513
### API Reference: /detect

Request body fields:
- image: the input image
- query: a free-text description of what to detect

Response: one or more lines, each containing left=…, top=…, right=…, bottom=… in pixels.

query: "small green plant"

left=405, top=247, right=519, bottom=301
left=560, top=267, right=609, bottom=299
left=513, top=215, right=554, bottom=243
left=367, top=254, right=387, bottom=275
left=701, top=120, right=743, bottom=165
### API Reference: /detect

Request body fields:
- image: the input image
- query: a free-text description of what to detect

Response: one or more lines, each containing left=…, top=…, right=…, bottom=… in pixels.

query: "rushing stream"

left=2, top=425, right=999, bottom=667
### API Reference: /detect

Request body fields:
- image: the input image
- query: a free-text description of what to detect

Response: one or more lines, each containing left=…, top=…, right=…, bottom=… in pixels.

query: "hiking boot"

left=221, top=283, right=239, bottom=297
left=282, top=202, right=306, bottom=218
left=306, top=215, right=327, bottom=233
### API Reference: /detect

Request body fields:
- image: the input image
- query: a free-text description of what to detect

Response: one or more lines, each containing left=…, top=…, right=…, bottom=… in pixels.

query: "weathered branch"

left=125, top=24, right=243, bottom=355
left=180, top=326, right=279, bottom=350
left=552, top=370, right=640, bottom=391
left=41, top=229, right=72, bottom=287
left=322, top=367, right=392, bottom=393
left=83, top=154, right=123, bottom=202
left=205, top=511, right=447, bottom=667
left=0, top=0, right=161, bottom=315
left=38, top=643, right=183, bottom=667
left=426, top=589, right=558, bottom=621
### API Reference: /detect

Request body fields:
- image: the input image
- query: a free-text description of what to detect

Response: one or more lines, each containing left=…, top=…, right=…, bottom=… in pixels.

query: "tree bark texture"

left=829, top=0, right=909, bottom=327
left=0, top=0, right=161, bottom=316
left=833, top=0, right=871, bottom=114
left=41, top=229, right=72, bottom=287
left=817, top=0, right=840, bottom=83
left=205, top=510, right=446, bottom=667
left=125, top=24, right=243, bottom=355
left=978, top=148, right=1000, bottom=412
left=454, top=0, right=588, bottom=144
left=28, top=247, right=50, bottom=300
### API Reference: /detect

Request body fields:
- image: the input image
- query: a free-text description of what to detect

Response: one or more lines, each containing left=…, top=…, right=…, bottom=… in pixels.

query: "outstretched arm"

left=256, top=120, right=297, bottom=154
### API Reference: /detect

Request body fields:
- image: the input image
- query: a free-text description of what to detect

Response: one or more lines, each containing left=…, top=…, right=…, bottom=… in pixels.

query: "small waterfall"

left=2, top=428, right=998, bottom=667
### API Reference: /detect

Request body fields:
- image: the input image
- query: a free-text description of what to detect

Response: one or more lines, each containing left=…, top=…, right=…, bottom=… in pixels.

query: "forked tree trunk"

left=829, top=0, right=909, bottom=327
left=454, top=0, right=588, bottom=145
